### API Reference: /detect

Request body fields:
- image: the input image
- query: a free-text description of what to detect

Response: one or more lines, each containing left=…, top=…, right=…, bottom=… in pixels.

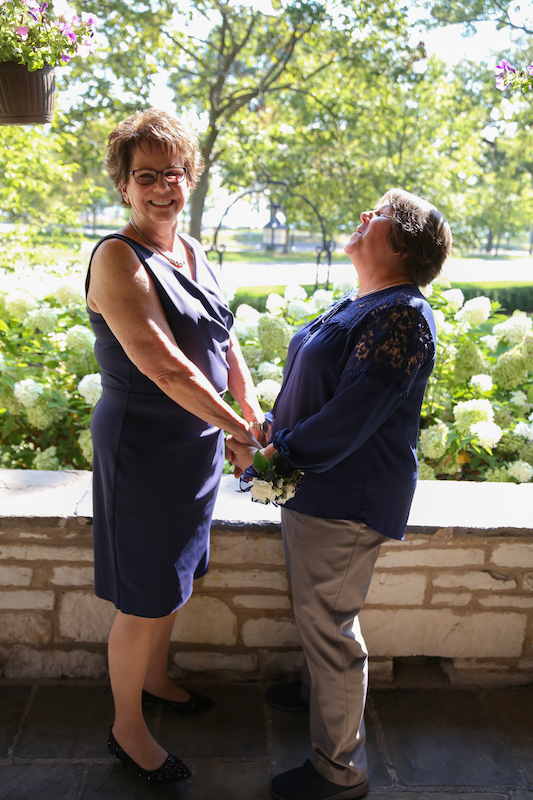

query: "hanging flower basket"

left=0, top=62, right=56, bottom=125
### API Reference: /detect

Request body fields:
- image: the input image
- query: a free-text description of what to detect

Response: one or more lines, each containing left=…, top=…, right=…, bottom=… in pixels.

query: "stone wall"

left=0, top=469, right=532, bottom=686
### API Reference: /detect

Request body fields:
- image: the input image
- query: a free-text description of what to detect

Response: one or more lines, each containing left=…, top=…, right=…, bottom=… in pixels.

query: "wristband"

left=248, top=420, right=269, bottom=434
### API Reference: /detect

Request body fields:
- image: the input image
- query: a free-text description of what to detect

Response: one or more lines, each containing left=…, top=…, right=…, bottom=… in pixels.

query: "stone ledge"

left=1, top=469, right=533, bottom=536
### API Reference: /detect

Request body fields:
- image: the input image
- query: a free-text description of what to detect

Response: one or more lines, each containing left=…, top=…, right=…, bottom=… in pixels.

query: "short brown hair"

left=377, top=188, right=452, bottom=286
left=105, top=108, right=205, bottom=206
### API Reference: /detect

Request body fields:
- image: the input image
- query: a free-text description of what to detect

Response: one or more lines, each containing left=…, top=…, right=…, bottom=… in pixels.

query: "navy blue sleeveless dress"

left=86, top=233, right=232, bottom=618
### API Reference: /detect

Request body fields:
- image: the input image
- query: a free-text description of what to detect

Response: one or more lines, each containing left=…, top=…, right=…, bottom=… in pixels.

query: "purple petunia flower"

left=61, top=53, right=71, bottom=63
left=28, top=8, right=39, bottom=20
left=529, top=64, right=533, bottom=76
left=495, top=60, right=516, bottom=75
left=40, top=2, right=48, bottom=12
left=495, top=76, right=507, bottom=91
left=15, top=25, right=29, bottom=39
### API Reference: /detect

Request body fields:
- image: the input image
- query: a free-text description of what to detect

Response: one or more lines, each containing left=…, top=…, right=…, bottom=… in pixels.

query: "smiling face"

left=344, top=205, right=395, bottom=265
left=119, top=141, right=190, bottom=230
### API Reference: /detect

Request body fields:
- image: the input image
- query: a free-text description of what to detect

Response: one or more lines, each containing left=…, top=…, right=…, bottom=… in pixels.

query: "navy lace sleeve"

left=340, top=304, right=433, bottom=399
left=272, top=303, right=434, bottom=473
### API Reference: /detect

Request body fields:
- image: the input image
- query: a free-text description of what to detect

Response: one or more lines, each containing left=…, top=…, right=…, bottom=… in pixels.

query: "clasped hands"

left=226, top=430, right=263, bottom=479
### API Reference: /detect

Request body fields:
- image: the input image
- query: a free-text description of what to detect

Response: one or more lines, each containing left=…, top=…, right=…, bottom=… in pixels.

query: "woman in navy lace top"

left=228, top=189, right=452, bottom=800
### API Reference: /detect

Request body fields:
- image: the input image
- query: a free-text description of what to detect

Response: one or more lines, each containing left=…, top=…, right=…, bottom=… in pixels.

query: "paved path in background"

left=217, top=256, right=533, bottom=289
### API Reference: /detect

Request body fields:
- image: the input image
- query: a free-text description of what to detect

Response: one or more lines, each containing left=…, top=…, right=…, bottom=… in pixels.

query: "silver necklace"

left=356, top=281, right=412, bottom=298
left=129, top=218, right=186, bottom=268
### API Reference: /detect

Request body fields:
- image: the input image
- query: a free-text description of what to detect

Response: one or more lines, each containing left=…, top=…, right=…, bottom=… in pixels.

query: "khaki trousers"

left=281, top=508, right=388, bottom=786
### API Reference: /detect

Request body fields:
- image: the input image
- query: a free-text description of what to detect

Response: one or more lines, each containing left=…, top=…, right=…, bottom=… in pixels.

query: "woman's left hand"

left=226, top=436, right=259, bottom=476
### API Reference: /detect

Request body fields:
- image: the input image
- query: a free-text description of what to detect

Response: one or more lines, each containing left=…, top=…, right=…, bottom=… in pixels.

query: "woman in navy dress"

left=228, top=189, right=452, bottom=800
left=86, top=109, right=264, bottom=783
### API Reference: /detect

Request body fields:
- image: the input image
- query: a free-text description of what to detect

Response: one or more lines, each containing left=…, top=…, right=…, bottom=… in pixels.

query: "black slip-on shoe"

left=265, top=681, right=310, bottom=712
left=271, top=760, right=368, bottom=800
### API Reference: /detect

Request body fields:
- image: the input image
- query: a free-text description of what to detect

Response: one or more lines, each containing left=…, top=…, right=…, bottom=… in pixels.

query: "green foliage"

left=420, top=279, right=533, bottom=482
left=0, top=1, right=95, bottom=70
left=458, top=284, right=533, bottom=314
left=0, top=255, right=97, bottom=469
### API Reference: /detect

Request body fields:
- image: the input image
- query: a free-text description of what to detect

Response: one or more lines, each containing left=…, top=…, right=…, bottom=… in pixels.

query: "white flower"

left=235, top=304, right=261, bottom=323
left=78, top=429, right=93, bottom=463
left=470, top=421, right=502, bottom=448
left=514, top=422, right=533, bottom=442
left=265, top=293, right=287, bottom=315
left=419, top=423, right=448, bottom=459
left=493, top=312, right=532, bottom=345
left=433, top=309, right=454, bottom=335
left=333, top=279, right=355, bottom=296
left=508, top=460, right=533, bottom=483
left=255, top=379, right=281, bottom=405
left=0, top=352, right=5, bottom=373
left=286, top=299, right=311, bottom=321
left=453, top=398, right=494, bottom=436
left=54, top=278, right=85, bottom=309
left=217, top=273, right=238, bottom=305
left=257, top=362, right=283, bottom=381
left=509, top=390, right=530, bottom=410
left=233, top=318, right=259, bottom=341
left=469, top=374, right=493, bottom=393
left=310, top=289, right=334, bottom=313
left=13, top=379, right=44, bottom=408
left=28, top=307, right=59, bottom=334
left=480, top=334, right=499, bottom=352
left=78, top=373, right=102, bottom=406
left=419, top=283, right=433, bottom=298
left=250, top=478, right=281, bottom=503
left=34, top=446, right=61, bottom=471
left=284, top=284, right=307, bottom=301
left=66, top=325, right=96, bottom=354
left=5, top=289, right=38, bottom=318
left=455, top=296, right=492, bottom=327
left=441, top=288, right=464, bottom=312
left=277, top=481, right=298, bottom=503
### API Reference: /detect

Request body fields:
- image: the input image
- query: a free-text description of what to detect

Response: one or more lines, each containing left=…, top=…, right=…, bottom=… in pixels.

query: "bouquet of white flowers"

left=240, top=449, right=303, bottom=507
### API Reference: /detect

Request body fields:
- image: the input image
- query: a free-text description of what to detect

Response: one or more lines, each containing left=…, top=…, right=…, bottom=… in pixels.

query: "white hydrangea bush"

left=0, top=259, right=98, bottom=469
left=419, top=281, right=533, bottom=482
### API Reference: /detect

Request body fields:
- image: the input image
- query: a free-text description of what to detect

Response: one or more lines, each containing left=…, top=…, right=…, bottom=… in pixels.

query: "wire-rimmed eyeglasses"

left=128, top=167, right=188, bottom=185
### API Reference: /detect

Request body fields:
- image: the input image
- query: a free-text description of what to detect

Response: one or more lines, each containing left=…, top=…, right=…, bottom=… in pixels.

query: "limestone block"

left=4, top=645, right=107, bottom=679
left=51, top=566, right=95, bottom=586
left=0, top=590, right=54, bottom=610
left=376, top=548, right=485, bottom=569
left=443, top=658, right=533, bottom=687
left=174, top=651, right=257, bottom=672
left=0, top=566, right=33, bottom=586
left=369, top=659, right=394, bottom=684
left=233, top=595, right=291, bottom=609
left=0, top=612, right=51, bottom=644
left=360, top=609, right=526, bottom=658
left=518, top=659, right=533, bottom=671
left=366, top=573, right=426, bottom=605
left=526, top=573, right=533, bottom=591
left=433, top=572, right=516, bottom=591
left=210, top=534, right=285, bottom=565
left=479, top=595, right=533, bottom=608
left=202, top=569, right=288, bottom=592
left=492, top=543, right=533, bottom=568
left=0, top=544, right=94, bottom=561
left=171, top=597, right=237, bottom=645
left=242, top=618, right=301, bottom=647
left=264, top=650, right=304, bottom=674
left=431, top=592, right=472, bottom=606
left=59, top=592, right=116, bottom=642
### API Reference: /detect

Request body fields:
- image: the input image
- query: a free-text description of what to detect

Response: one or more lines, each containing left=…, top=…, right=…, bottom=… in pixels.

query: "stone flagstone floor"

left=0, top=666, right=532, bottom=800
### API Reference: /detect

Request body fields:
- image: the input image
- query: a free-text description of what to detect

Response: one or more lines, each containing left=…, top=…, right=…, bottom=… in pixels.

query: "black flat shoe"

left=107, top=727, right=191, bottom=783
left=142, top=688, right=214, bottom=715
left=271, top=760, right=368, bottom=800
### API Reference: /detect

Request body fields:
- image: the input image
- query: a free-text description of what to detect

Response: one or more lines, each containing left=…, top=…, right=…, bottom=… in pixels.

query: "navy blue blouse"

left=271, top=285, right=436, bottom=540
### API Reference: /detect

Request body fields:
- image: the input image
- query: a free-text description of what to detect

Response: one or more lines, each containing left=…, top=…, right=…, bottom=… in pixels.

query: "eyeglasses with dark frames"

left=128, top=167, right=188, bottom=185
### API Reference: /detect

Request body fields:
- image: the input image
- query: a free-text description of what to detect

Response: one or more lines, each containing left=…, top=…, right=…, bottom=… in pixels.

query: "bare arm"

left=87, top=237, right=258, bottom=446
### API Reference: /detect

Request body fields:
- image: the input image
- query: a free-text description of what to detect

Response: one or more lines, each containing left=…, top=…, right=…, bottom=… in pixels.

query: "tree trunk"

left=189, top=167, right=211, bottom=242
left=484, top=230, right=493, bottom=254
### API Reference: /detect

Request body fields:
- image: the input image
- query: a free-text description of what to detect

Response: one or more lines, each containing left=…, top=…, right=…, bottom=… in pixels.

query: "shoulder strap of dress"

left=85, top=234, right=151, bottom=297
